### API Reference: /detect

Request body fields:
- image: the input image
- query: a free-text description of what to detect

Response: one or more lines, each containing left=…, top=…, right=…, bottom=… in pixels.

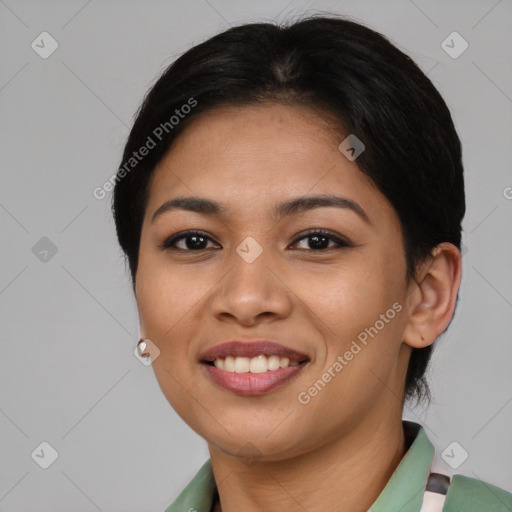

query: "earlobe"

left=402, top=242, right=462, bottom=349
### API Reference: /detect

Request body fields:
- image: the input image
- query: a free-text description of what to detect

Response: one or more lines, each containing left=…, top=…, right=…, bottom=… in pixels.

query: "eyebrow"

left=151, top=194, right=371, bottom=225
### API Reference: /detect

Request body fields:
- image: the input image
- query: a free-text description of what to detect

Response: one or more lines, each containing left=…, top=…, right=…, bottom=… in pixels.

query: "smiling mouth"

left=200, top=355, right=310, bottom=395
left=203, top=354, right=310, bottom=373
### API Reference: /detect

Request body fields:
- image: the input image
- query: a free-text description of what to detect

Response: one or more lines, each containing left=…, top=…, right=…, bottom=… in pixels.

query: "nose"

left=209, top=249, right=293, bottom=326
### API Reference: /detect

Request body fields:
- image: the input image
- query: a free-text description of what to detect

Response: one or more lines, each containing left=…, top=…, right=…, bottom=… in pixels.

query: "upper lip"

left=200, top=340, right=310, bottom=363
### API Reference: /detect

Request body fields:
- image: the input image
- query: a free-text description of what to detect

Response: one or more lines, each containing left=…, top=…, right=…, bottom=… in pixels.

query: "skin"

left=135, top=103, right=462, bottom=512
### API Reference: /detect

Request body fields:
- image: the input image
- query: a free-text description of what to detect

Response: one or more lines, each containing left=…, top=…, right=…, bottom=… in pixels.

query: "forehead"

left=146, top=103, right=391, bottom=223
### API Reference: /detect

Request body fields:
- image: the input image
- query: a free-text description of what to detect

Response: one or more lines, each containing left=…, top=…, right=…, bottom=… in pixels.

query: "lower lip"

left=201, top=362, right=308, bottom=395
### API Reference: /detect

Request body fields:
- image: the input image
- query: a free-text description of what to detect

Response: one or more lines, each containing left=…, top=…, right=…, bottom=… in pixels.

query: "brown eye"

left=291, top=230, right=352, bottom=251
left=160, top=230, right=220, bottom=251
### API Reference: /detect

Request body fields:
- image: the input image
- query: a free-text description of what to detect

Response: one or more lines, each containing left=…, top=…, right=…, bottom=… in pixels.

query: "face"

left=135, top=103, right=414, bottom=460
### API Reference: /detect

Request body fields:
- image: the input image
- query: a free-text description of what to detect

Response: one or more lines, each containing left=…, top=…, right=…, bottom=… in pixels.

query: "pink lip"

left=199, top=340, right=309, bottom=362
left=201, top=362, right=308, bottom=395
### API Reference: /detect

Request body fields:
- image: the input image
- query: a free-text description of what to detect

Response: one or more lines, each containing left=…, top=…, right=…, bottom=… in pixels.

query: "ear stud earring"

left=137, top=338, right=149, bottom=357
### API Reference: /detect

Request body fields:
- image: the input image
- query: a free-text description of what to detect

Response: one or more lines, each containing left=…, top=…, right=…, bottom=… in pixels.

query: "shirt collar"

left=165, top=421, right=434, bottom=512
left=368, top=420, right=435, bottom=512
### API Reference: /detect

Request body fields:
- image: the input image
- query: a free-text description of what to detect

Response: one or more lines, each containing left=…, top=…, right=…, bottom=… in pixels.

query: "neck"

left=208, top=412, right=407, bottom=512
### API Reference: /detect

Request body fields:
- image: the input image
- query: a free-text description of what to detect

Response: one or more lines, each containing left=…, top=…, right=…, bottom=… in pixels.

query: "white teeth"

left=212, top=354, right=304, bottom=373
left=234, top=357, right=250, bottom=373
left=249, top=355, right=268, bottom=373
left=267, top=355, right=280, bottom=371
left=224, top=356, right=236, bottom=372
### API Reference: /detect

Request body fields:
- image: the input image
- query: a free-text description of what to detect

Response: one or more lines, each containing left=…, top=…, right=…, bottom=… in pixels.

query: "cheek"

left=135, top=260, right=187, bottom=346
left=135, top=256, right=217, bottom=364
left=290, top=250, right=405, bottom=384
left=135, top=267, right=201, bottom=419
left=291, top=259, right=393, bottom=340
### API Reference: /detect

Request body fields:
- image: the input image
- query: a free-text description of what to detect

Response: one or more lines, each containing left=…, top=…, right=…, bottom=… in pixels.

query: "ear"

left=402, top=242, right=462, bottom=349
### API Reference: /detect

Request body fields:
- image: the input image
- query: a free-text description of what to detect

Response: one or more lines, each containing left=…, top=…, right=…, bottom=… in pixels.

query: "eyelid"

left=159, top=229, right=221, bottom=250
left=289, top=228, right=352, bottom=248
left=159, top=228, right=352, bottom=252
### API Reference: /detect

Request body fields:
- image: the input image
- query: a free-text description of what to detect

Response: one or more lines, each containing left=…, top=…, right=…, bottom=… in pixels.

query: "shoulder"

left=164, top=460, right=217, bottom=512
left=443, top=474, right=512, bottom=511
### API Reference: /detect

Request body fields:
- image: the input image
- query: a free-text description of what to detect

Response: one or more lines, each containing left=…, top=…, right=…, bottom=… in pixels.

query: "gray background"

left=1, top=0, right=511, bottom=510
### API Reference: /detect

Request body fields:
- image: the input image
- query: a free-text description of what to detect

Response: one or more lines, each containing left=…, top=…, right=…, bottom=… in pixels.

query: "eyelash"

left=158, top=229, right=352, bottom=252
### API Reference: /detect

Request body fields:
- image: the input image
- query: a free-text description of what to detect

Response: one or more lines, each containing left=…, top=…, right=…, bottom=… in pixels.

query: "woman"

left=112, top=15, right=512, bottom=512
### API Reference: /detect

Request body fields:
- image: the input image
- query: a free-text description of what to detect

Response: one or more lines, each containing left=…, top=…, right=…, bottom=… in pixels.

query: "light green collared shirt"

left=165, top=421, right=512, bottom=512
